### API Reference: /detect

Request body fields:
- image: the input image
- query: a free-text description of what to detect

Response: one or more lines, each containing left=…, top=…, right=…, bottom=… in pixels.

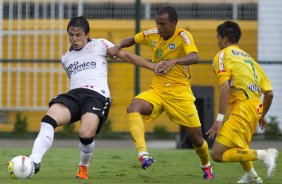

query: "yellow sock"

left=222, top=148, right=257, bottom=162
left=240, top=161, right=253, bottom=171
left=128, top=112, right=147, bottom=152
left=194, top=140, right=210, bottom=166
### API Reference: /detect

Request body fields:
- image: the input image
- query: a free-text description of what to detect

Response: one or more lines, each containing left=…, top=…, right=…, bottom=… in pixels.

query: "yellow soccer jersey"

left=213, top=45, right=272, bottom=103
left=134, top=28, right=198, bottom=88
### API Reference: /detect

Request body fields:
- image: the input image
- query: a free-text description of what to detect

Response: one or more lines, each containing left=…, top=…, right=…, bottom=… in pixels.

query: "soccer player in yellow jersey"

left=108, top=6, right=214, bottom=179
left=207, top=21, right=278, bottom=183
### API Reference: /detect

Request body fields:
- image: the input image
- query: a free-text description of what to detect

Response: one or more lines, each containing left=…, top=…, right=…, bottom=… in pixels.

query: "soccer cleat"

left=237, top=172, right=263, bottom=183
left=33, top=162, right=41, bottom=174
left=138, top=154, right=155, bottom=170
left=7, top=160, right=40, bottom=174
left=202, top=165, right=215, bottom=179
left=76, top=165, right=89, bottom=179
left=263, top=148, right=278, bottom=178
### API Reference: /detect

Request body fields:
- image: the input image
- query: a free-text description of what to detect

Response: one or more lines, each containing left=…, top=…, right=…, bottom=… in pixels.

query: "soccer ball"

left=7, top=155, right=35, bottom=179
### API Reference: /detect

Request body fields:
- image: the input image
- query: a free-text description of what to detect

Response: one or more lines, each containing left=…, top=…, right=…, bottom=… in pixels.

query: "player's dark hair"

left=217, top=21, right=241, bottom=43
left=67, top=16, right=90, bottom=34
left=157, top=6, right=178, bottom=23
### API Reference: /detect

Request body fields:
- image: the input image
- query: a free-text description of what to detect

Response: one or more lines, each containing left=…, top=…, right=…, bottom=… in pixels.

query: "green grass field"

left=0, top=148, right=280, bottom=184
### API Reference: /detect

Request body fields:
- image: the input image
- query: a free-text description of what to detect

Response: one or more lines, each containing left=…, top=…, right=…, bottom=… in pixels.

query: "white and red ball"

left=7, top=155, right=35, bottom=179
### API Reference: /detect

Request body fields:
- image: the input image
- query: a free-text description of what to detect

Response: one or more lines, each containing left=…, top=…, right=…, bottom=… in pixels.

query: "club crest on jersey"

left=152, top=41, right=156, bottom=48
left=155, top=49, right=164, bottom=59
left=169, top=43, right=176, bottom=50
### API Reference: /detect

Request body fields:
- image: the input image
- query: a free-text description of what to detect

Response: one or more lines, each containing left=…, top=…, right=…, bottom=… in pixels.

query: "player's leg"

left=185, top=126, right=214, bottom=179
left=127, top=103, right=148, bottom=154
left=127, top=98, right=155, bottom=169
left=76, top=112, right=99, bottom=179
left=29, top=103, right=71, bottom=174
left=127, top=91, right=162, bottom=169
left=213, top=99, right=278, bottom=178
left=213, top=135, right=278, bottom=178
left=164, top=96, right=214, bottom=179
left=76, top=90, right=111, bottom=179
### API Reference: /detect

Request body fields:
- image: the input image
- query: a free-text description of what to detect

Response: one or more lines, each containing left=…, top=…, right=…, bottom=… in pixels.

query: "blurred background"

left=0, top=0, right=281, bottom=140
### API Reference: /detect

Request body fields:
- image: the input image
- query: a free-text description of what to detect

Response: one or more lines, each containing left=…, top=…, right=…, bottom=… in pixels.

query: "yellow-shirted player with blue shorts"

left=207, top=21, right=278, bottom=183
left=108, top=6, right=214, bottom=179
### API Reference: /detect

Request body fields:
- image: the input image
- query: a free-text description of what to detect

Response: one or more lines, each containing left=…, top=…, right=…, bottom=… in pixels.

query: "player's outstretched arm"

left=107, top=36, right=135, bottom=59
left=117, top=50, right=155, bottom=72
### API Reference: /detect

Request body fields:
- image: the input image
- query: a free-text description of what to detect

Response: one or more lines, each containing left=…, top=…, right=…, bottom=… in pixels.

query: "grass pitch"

left=0, top=148, right=280, bottom=184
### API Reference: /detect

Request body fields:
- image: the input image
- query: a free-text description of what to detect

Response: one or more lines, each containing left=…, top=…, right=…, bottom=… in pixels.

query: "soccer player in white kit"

left=28, top=16, right=157, bottom=179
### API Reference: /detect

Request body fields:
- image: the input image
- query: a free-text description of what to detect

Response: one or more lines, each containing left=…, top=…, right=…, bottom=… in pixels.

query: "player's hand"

left=259, top=116, right=267, bottom=130
left=206, top=121, right=222, bottom=139
left=154, top=62, right=165, bottom=76
left=156, top=60, right=175, bottom=74
left=107, top=45, right=120, bottom=59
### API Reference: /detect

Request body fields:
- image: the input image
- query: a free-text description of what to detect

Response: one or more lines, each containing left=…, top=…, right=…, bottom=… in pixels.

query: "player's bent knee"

left=41, top=115, right=57, bottom=129
left=188, top=135, right=204, bottom=147
left=191, top=139, right=204, bottom=147
left=79, top=129, right=96, bottom=138
left=79, top=136, right=94, bottom=145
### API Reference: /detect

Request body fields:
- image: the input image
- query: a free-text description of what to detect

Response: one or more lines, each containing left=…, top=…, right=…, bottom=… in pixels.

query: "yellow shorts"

left=216, top=98, right=262, bottom=148
left=135, top=85, right=201, bottom=127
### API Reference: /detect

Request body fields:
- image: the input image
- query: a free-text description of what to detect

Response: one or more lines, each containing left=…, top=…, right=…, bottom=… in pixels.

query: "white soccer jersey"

left=61, top=39, right=114, bottom=97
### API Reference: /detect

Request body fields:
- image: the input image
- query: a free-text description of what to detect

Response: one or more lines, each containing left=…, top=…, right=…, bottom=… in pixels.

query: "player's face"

left=155, top=13, right=176, bottom=40
left=67, top=26, right=89, bottom=50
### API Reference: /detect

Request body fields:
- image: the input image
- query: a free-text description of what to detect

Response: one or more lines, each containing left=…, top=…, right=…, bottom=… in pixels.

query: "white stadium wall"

left=258, top=0, right=282, bottom=131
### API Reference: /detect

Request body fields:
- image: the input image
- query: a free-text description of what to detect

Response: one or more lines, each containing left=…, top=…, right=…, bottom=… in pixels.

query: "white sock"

left=246, top=168, right=257, bottom=177
left=29, top=122, right=54, bottom=163
left=79, top=141, right=95, bottom=167
left=257, top=150, right=267, bottom=160
left=201, top=162, right=210, bottom=168
left=138, top=151, right=149, bottom=157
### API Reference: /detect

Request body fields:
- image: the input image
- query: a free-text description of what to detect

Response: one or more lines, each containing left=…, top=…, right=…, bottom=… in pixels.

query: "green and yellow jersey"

left=134, top=28, right=198, bottom=88
left=213, top=45, right=272, bottom=104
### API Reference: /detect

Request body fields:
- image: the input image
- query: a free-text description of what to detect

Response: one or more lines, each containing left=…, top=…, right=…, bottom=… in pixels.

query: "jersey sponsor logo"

left=67, top=61, right=96, bottom=76
left=256, top=103, right=263, bottom=116
left=231, top=49, right=251, bottom=57
left=144, top=29, right=159, bottom=36
left=218, top=52, right=225, bottom=73
left=179, top=31, right=191, bottom=44
left=169, top=43, right=176, bottom=50
left=248, top=83, right=261, bottom=93
left=155, top=48, right=164, bottom=59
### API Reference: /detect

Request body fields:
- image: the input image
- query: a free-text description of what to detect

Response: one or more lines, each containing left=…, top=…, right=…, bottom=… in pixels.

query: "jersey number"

left=244, top=59, right=257, bottom=82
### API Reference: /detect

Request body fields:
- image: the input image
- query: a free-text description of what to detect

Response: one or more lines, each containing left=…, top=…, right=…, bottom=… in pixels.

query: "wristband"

left=216, top=113, right=224, bottom=121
